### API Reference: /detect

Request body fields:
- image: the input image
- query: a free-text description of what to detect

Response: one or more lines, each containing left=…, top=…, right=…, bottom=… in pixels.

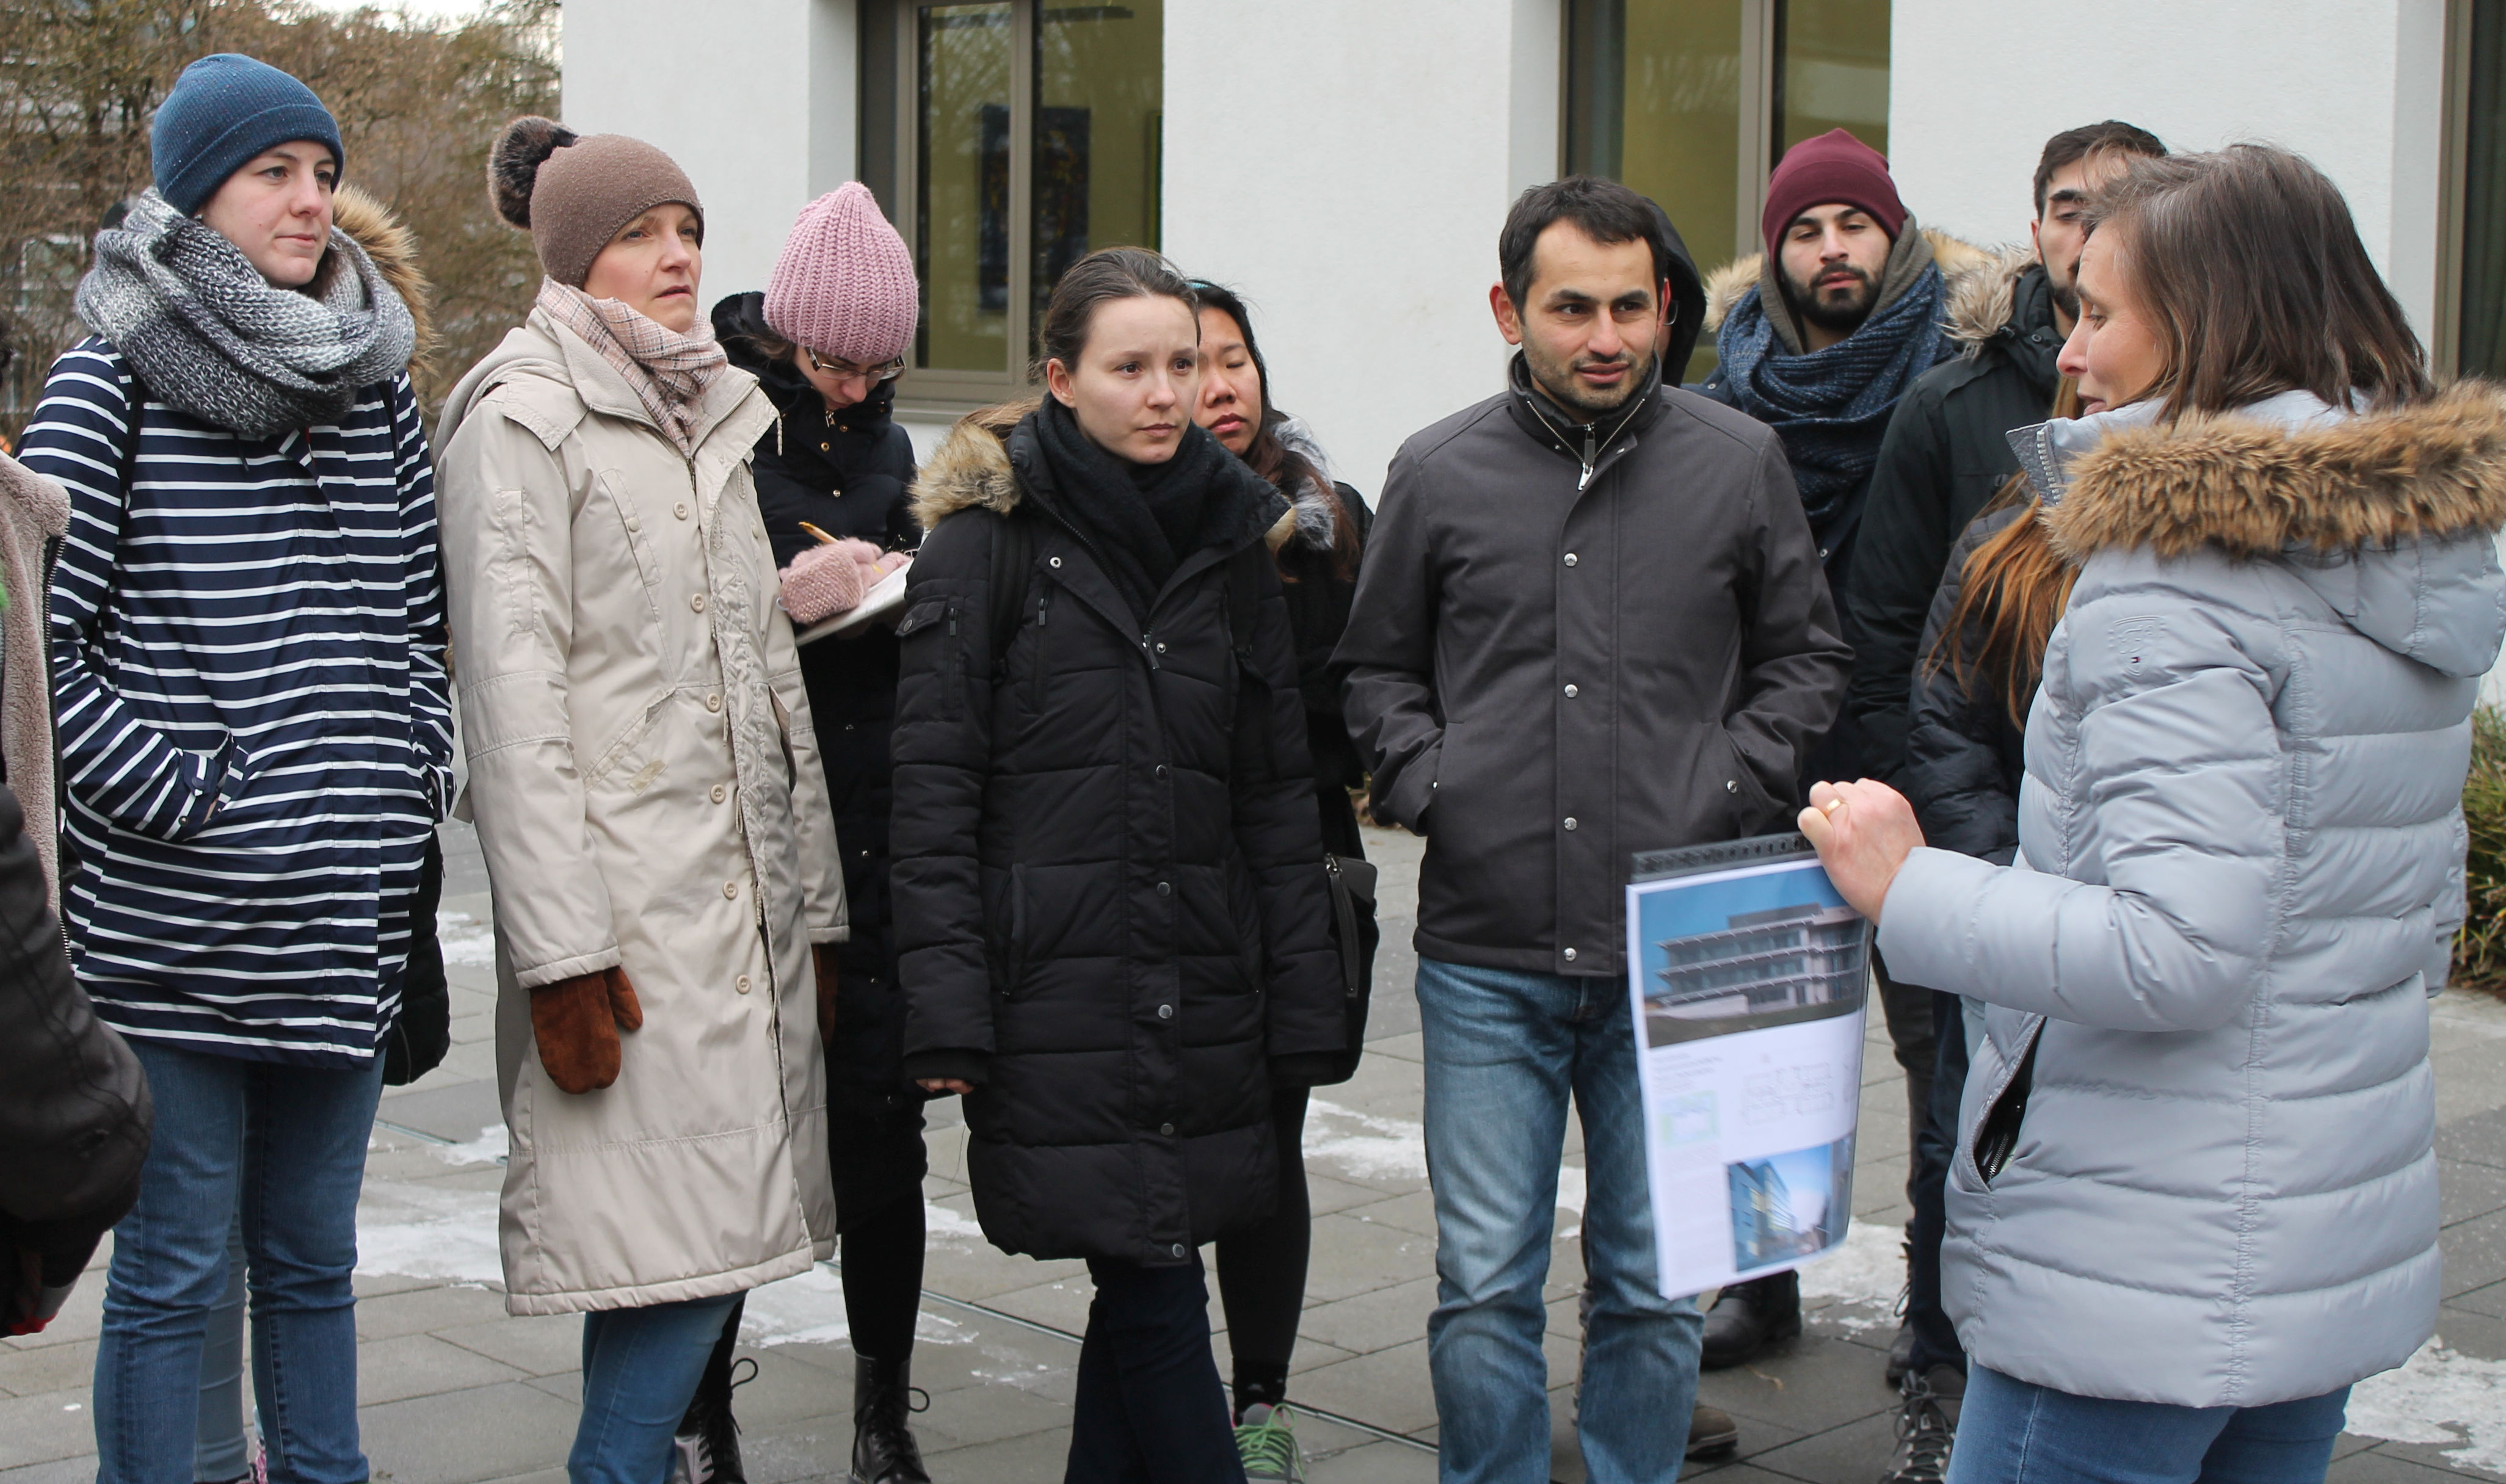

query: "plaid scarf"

left=75, top=189, right=415, bottom=439
left=538, top=279, right=728, bottom=455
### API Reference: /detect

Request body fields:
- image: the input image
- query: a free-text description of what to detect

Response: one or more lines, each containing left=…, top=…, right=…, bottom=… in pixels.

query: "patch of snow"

left=1792, top=1218, right=1904, bottom=1332
left=429, top=1123, right=508, bottom=1167
left=1304, top=1099, right=1428, bottom=1184
left=739, top=1262, right=852, bottom=1347
left=437, top=910, right=496, bottom=967
left=924, top=1200, right=988, bottom=1247
left=2347, top=1339, right=2506, bottom=1472
left=354, top=1180, right=504, bottom=1285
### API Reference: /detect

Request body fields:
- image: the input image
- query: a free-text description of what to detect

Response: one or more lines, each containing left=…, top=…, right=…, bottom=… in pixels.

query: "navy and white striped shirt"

left=19, top=338, right=452, bottom=1066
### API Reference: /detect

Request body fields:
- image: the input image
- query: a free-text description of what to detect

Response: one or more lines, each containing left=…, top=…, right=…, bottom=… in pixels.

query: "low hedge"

left=2458, top=705, right=2506, bottom=992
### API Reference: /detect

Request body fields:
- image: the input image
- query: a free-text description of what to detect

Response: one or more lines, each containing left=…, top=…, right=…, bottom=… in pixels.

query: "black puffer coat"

left=890, top=413, right=1342, bottom=1265
left=714, top=292, right=923, bottom=1113
left=1843, top=256, right=2063, bottom=781
left=1895, top=504, right=2028, bottom=864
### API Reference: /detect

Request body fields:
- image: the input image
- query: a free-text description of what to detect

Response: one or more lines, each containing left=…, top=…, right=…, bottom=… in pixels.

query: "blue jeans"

left=195, top=1214, right=252, bottom=1482
left=1949, top=1366, right=2350, bottom=1484
left=1416, top=957, right=1702, bottom=1484
left=571, top=1294, right=744, bottom=1484
left=95, top=1040, right=386, bottom=1484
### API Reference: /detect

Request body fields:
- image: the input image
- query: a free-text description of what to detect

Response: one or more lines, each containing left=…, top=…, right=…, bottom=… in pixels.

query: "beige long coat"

left=437, top=308, right=845, bottom=1315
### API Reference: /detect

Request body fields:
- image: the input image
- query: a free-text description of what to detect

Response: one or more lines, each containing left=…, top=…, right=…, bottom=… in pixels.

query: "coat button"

left=1153, top=764, right=1169, bottom=781
left=626, top=516, right=641, bottom=532
left=705, top=693, right=722, bottom=712
left=1157, top=881, right=1172, bottom=897
left=724, top=880, right=740, bottom=899
left=690, top=593, right=707, bottom=612
left=1170, top=1243, right=1186, bottom=1258
left=1563, top=552, right=1578, bottom=566
left=1563, top=947, right=1578, bottom=962
left=1727, top=780, right=1739, bottom=793
left=736, top=975, right=752, bottom=994
left=1157, top=1004, right=1174, bottom=1020
left=711, top=784, right=726, bottom=803
left=1155, top=642, right=1168, bottom=654
left=675, top=502, right=690, bottom=519
left=1160, top=1122, right=1175, bottom=1135
left=820, top=441, right=831, bottom=452
left=1563, top=684, right=1578, bottom=698
left=1563, top=817, right=1578, bottom=831
left=1049, top=556, right=1062, bottom=568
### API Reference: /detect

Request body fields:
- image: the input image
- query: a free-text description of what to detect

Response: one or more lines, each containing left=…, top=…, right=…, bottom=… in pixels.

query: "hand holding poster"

left=1624, top=834, right=1869, bottom=1298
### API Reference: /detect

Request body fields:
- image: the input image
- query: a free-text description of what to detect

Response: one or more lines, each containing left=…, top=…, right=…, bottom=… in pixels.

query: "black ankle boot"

left=672, top=1355, right=753, bottom=1484
left=851, top=1353, right=932, bottom=1484
left=1699, top=1269, right=1802, bottom=1369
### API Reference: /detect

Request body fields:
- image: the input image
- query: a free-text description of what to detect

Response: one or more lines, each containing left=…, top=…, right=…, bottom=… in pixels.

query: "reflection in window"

left=898, top=0, right=1163, bottom=383
left=1036, top=3, right=1163, bottom=341
left=917, top=2, right=1012, bottom=372
left=2464, top=0, right=2505, bottom=378
left=1774, top=0, right=1889, bottom=158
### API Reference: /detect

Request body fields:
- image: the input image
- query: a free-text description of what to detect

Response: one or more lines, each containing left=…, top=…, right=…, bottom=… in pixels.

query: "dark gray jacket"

left=1339, top=360, right=1851, bottom=978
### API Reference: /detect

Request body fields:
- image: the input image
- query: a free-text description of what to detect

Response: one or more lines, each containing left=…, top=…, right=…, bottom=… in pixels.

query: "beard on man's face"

left=1781, top=261, right=1881, bottom=337
left=1524, top=339, right=1657, bottom=421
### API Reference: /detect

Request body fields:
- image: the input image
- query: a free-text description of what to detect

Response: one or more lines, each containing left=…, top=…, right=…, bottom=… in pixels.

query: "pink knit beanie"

left=764, top=184, right=918, bottom=365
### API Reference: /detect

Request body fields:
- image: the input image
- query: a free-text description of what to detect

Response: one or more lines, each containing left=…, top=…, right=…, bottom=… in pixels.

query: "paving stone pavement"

left=10, top=817, right=2506, bottom=1483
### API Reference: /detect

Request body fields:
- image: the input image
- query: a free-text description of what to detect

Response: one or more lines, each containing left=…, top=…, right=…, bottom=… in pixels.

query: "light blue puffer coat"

left=1878, top=385, right=2506, bottom=1408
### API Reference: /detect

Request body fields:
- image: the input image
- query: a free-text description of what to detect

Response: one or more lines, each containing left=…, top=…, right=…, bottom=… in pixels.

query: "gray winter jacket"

left=1878, top=385, right=2506, bottom=1408
left=1340, top=359, right=1850, bottom=977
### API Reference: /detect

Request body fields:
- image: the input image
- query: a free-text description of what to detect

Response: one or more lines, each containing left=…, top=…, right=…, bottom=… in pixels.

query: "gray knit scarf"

left=76, top=188, right=415, bottom=439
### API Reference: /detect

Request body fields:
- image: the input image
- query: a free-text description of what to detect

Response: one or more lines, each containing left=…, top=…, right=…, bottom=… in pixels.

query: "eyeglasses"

left=806, top=349, right=907, bottom=383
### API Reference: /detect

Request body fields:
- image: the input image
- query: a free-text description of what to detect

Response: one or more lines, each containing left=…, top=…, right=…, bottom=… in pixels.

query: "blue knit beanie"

left=151, top=54, right=345, bottom=215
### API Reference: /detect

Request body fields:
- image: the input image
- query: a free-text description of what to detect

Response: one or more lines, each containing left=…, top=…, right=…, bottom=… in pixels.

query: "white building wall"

left=1886, top=0, right=2449, bottom=336
left=562, top=0, right=859, bottom=313
left=1161, top=0, right=1561, bottom=500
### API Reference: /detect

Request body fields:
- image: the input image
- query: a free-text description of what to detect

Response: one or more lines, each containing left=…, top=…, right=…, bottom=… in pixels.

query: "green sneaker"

left=1234, top=1403, right=1306, bottom=1483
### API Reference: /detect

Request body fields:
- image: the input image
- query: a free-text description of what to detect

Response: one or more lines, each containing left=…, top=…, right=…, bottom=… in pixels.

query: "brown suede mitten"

left=814, top=946, right=840, bottom=1047
left=529, top=966, right=642, bottom=1093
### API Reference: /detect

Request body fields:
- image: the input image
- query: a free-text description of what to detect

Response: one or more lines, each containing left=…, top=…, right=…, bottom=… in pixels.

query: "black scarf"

left=1026, top=396, right=1243, bottom=623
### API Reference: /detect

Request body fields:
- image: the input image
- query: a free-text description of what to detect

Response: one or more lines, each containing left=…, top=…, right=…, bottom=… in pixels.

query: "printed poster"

left=1624, top=840, right=1869, bottom=1298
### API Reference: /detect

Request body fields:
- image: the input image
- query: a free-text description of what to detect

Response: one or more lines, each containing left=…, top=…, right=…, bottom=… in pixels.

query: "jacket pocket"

left=582, top=695, right=667, bottom=791
left=896, top=597, right=962, bottom=720
left=1718, top=728, right=1782, bottom=828
left=1968, top=1017, right=2046, bottom=1189
left=1006, top=862, right=1029, bottom=994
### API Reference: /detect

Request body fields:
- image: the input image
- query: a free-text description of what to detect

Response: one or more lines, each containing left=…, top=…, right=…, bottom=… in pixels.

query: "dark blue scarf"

left=1714, top=264, right=1950, bottom=531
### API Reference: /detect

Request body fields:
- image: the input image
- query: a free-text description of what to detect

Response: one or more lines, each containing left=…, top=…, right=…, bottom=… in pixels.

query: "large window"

left=862, top=0, right=1164, bottom=405
left=1564, top=0, right=1890, bottom=378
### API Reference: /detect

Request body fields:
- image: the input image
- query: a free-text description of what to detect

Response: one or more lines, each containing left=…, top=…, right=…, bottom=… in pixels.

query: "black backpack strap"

left=985, top=508, right=1033, bottom=682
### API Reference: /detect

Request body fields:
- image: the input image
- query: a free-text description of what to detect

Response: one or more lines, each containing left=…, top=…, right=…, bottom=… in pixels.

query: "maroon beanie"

left=1760, top=128, right=1906, bottom=252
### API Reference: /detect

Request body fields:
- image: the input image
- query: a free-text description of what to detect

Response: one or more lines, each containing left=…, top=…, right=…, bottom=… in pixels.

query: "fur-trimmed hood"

left=327, top=183, right=436, bottom=380
left=909, top=404, right=1335, bottom=556
left=1939, top=243, right=2043, bottom=353
left=2044, top=383, right=2506, bottom=676
left=1702, top=226, right=1998, bottom=337
left=909, top=412, right=1022, bottom=532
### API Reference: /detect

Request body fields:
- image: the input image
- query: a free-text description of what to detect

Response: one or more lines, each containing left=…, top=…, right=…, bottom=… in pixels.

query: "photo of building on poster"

left=1625, top=847, right=1870, bottom=1295
left=1729, top=1134, right=1857, bottom=1270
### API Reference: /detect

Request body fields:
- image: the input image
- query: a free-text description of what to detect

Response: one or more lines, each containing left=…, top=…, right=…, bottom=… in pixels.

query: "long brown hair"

left=2085, top=145, right=2433, bottom=420
left=1927, top=379, right=2085, bottom=727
